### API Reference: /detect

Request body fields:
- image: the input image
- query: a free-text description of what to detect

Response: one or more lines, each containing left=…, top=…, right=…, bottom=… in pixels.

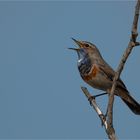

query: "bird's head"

left=69, top=38, right=102, bottom=62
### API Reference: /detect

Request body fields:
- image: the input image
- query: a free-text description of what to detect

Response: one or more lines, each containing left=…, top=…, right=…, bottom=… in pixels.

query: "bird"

left=69, top=38, right=140, bottom=115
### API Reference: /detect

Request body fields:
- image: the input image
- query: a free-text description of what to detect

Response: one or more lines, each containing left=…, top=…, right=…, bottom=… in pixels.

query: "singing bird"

left=69, top=38, right=140, bottom=115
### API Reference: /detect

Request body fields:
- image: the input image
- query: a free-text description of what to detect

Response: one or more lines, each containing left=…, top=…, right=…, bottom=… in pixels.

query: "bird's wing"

left=98, top=63, right=127, bottom=91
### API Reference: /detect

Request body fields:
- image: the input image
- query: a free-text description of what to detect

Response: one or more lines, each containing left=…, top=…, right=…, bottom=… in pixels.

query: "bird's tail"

left=117, top=88, right=140, bottom=115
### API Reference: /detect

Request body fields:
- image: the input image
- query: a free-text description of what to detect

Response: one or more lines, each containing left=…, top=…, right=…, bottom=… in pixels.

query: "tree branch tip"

left=81, top=86, right=91, bottom=99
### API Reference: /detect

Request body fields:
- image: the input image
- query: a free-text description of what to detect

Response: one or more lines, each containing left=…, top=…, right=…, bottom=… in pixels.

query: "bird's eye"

left=85, top=44, right=89, bottom=47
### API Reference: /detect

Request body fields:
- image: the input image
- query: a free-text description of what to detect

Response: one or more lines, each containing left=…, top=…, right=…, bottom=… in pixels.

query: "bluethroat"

left=69, top=38, right=140, bottom=115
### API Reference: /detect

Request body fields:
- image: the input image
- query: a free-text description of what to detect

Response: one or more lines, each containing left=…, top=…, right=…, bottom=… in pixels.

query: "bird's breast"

left=79, top=63, right=112, bottom=91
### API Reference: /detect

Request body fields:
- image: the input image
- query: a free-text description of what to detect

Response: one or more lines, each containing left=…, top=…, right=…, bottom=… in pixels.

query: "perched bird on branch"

left=69, top=38, right=140, bottom=115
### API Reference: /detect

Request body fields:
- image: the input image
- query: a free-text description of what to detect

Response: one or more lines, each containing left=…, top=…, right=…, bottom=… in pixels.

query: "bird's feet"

left=88, top=95, right=95, bottom=106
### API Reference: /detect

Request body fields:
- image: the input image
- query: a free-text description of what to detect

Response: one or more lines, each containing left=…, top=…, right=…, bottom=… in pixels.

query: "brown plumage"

left=70, top=38, right=140, bottom=115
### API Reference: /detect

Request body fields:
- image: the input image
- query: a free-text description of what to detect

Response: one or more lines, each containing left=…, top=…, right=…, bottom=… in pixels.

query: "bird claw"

left=88, top=96, right=95, bottom=106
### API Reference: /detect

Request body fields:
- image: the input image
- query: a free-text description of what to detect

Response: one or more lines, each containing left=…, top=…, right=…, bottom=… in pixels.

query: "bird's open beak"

left=71, top=38, right=82, bottom=48
left=68, top=38, right=82, bottom=51
left=68, top=48, right=79, bottom=51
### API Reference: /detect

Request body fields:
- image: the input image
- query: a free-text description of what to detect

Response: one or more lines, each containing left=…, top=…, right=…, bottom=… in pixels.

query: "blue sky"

left=0, top=1, right=140, bottom=139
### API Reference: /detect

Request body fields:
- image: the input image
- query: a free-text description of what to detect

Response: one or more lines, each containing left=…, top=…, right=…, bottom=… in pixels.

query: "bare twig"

left=81, top=87, right=107, bottom=128
left=81, top=87, right=117, bottom=140
left=107, top=0, right=140, bottom=136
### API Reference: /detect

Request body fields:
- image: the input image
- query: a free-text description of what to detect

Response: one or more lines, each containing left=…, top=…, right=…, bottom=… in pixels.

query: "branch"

left=81, top=87, right=107, bottom=128
left=107, top=0, right=140, bottom=134
left=81, top=87, right=117, bottom=140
